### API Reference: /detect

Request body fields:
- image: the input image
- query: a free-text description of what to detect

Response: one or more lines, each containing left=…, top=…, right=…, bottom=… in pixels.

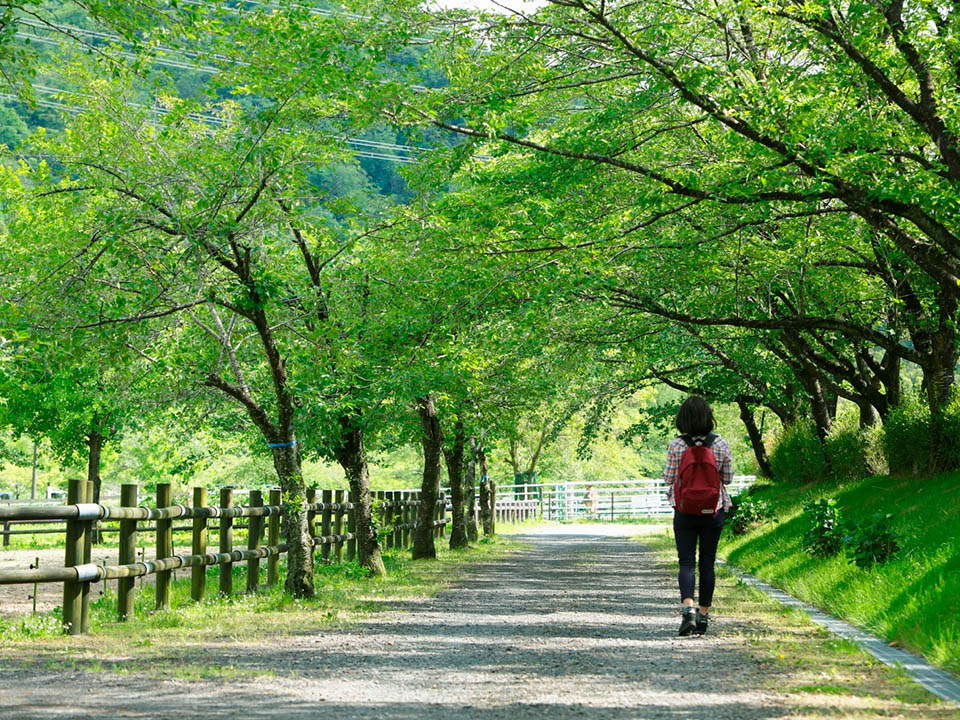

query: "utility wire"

left=16, top=31, right=220, bottom=74
left=177, top=0, right=367, bottom=21
left=15, top=13, right=431, bottom=88
left=12, top=83, right=428, bottom=160
left=0, top=89, right=421, bottom=163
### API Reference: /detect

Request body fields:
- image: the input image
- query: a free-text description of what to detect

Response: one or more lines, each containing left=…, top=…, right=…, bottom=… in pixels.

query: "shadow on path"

left=0, top=533, right=818, bottom=719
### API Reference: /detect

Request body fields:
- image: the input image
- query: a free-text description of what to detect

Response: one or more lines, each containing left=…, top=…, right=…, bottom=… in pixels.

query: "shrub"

left=882, top=390, right=960, bottom=473
left=860, top=422, right=889, bottom=477
left=883, top=394, right=931, bottom=475
left=844, top=512, right=900, bottom=567
left=728, top=493, right=769, bottom=535
left=770, top=419, right=827, bottom=483
left=801, top=497, right=845, bottom=556
left=824, top=411, right=869, bottom=481
left=934, top=392, right=960, bottom=470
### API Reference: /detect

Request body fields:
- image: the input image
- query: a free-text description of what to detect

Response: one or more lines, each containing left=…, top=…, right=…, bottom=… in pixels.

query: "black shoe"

left=695, top=611, right=708, bottom=635
left=679, top=608, right=697, bottom=636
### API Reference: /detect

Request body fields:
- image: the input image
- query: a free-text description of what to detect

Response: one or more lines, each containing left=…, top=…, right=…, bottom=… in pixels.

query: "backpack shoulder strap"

left=702, top=432, right=718, bottom=448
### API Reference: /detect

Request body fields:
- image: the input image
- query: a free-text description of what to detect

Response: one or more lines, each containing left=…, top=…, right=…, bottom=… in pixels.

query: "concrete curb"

left=718, top=561, right=960, bottom=708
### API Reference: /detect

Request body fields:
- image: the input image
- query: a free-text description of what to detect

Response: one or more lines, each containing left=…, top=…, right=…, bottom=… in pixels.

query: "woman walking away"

left=663, top=396, right=733, bottom=636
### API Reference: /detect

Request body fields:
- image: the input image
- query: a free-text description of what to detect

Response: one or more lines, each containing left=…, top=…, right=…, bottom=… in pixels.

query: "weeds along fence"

left=0, top=479, right=449, bottom=635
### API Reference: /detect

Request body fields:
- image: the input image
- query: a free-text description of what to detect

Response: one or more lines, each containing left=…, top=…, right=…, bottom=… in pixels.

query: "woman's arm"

left=716, top=437, right=734, bottom=485
left=663, top=440, right=683, bottom=487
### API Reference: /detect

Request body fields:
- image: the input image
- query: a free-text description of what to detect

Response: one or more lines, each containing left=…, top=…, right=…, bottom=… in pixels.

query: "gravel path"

left=0, top=527, right=939, bottom=719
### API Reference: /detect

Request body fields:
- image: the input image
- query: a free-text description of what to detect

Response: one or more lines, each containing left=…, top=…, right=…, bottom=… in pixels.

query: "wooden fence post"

left=80, top=479, right=94, bottom=634
left=118, top=482, right=138, bottom=622
left=347, top=490, right=357, bottom=562
left=440, top=492, right=447, bottom=538
left=610, top=491, right=615, bottom=521
left=267, top=488, right=281, bottom=587
left=391, top=490, right=401, bottom=549
left=306, top=488, right=317, bottom=569
left=334, top=489, right=345, bottom=563
left=219, top=487, right=233, bottom=597
left=191, top=486, right=207, bottom=602
left=247, top=490, right=262, bottom=594
left=384, top=491, right=395, bottom=550
left=321, top=489, right=332, bottom=563
left=62, top=479, right=82, bottom=633
left=156, top=482, right=173, bottom=611
left=401, top=491, right=410, bottom=549
left=375, top=491, right=386, bottom=547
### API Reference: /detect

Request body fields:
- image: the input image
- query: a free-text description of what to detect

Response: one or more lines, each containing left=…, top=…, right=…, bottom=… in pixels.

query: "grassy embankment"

left=719, top=471, right=960, bottom=676
left=0, top=536, right=519, bottom=680
left=641, top=531, right=958, bottom=718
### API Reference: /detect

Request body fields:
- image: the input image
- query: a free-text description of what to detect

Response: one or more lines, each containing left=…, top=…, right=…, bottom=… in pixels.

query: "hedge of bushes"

left=766, top=390, right=960, bottom=483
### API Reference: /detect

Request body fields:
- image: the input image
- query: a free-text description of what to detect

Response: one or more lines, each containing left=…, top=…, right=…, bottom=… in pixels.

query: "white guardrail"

left=496, top=477, right=757, bottom=520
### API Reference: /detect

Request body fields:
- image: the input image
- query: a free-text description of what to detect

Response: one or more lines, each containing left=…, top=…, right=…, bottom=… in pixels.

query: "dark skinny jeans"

left=673, top=509, right=725, bottom=608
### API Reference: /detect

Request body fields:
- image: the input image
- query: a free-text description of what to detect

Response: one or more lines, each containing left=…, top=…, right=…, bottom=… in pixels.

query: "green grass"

left=720, top=471, right=960, bottom=676
left=642, top=531, right=958, bottom=718
left=0, top=535, right=520, bottom=679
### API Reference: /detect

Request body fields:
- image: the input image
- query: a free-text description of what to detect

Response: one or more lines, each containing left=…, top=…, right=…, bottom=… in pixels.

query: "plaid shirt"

left=663, top=435, right=734, bottom=512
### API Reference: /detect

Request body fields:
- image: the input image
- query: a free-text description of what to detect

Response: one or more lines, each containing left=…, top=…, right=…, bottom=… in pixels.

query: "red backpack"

left=675, top=433, right=721, bottom=515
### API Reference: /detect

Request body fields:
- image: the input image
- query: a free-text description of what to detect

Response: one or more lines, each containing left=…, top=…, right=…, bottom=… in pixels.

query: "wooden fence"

left=0, top=480, right=447, bottom=634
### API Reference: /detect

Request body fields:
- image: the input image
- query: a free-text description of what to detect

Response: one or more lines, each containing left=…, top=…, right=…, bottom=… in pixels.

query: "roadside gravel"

left=1, top=526, right=953, bottom=719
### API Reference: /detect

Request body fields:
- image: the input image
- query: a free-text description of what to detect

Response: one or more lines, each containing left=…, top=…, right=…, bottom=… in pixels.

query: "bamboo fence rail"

left=0, top=479, right=450, bottom=635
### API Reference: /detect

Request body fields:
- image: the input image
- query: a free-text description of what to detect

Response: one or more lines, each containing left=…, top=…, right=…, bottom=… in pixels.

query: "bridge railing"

left=496, top=476, right=757, bottom=520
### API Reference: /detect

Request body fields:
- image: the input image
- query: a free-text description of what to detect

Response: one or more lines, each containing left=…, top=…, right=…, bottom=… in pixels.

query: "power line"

left=20, top=83, right=429, bottom=159
left=15, top=31, right=221, bottom=74
left=0, top=90, right=421, bottom=164
left=15, top=14, right=431, bottom=89
left=177, top=0, right=367, bottom=21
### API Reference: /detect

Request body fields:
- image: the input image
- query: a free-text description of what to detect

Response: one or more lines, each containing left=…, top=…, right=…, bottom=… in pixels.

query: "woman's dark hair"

left=675, top=396, right=715, bottom=436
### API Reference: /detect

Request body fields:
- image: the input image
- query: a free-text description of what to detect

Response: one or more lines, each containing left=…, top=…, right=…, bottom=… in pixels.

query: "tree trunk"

left=31, top=441, right=37, bottom=500
left=87, top=431, right=105, bottom=544
left=795, top=366, right=832, bottom=445
left=525, top=425, right=549, bottom=477
left=824, top=391, right=839, bottom=422
left=881, top=351, right=902, bottom=413
left=464, top=441, right=479, bottom=543
left=335, top=417, right=385, bottom=577
left=858, top=401, right=880, bottom=428
left=478, top=473, right=491, bottom=536
left=413, top=395, right=443, bottom=560
left=270, top=442, right=315, bottom=597
left=736, top=399, right=773, bottom=478
left=443, top=418, right=468, bottom=550
left=508, top=439, right=521, bottom=481
left=810, top=385, right=833, bottom=445
left=925, top=302, right=958, bottom=471
left=767, top=403, right=796, bottom=427
left=479, top=445, right=495, bottom=536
